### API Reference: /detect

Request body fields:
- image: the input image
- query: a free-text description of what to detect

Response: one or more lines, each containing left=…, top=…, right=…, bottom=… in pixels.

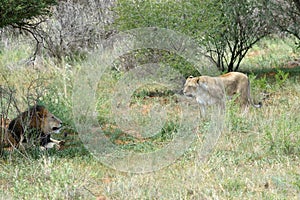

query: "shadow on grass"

left=243, top=65, right=300, bottom=80
left=0, top=129, right=92, bottom=161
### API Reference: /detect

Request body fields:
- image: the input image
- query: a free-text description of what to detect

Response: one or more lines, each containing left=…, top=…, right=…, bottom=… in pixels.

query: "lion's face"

left=35, top=106, right=62, bottom=134
left=183, top=76, right=198, bottom=97
left=183, top=76, right=208, bottom=98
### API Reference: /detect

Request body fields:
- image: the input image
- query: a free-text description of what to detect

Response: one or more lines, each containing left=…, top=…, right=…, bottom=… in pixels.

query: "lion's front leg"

left=199, top=105, right=206, bottom=117
left=40, top=135, right=65, bottom=150
left=196, top=97, right=207, bottom=117
left=42, top=142, right=60, bottom=150
left=50, top=137, right=65, bottom=146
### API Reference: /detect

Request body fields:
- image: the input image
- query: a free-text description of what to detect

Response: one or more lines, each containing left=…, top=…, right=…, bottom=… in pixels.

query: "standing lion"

left=183, top=72, right=261, bottom=115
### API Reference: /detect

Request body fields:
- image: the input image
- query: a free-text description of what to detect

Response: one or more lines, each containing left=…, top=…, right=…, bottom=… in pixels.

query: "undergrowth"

left=0, top=36, right=299, bottom=199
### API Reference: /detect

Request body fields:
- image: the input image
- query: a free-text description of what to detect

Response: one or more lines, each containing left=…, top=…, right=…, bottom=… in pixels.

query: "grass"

left=0, top=36, right=300, bottom=199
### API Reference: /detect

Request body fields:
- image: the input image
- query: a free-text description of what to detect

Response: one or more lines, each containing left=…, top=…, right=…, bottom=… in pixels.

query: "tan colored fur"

left=6, top=105, right=63, bottom=150
left=183, top=72, right=261, bottom=115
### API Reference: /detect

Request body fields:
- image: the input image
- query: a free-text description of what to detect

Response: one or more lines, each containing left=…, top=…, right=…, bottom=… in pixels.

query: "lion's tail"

left=247, top=79, right=262, bottom=108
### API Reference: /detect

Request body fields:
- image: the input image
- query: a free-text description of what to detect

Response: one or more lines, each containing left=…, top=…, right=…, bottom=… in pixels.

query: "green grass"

left=0, top=36, right=300, bottom=199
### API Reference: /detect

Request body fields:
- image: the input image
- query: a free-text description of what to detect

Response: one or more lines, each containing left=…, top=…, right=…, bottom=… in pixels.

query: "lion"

left=7, top=105, right=64, bottom=150
left=183, top=72, right=261, bottom=115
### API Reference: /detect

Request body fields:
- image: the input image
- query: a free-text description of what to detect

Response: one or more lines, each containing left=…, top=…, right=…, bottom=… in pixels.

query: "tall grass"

left=0, top=36, right=299, bottom=199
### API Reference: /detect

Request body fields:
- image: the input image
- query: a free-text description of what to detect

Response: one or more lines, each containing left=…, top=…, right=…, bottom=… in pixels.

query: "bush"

left=114, top=0, right=271, bottom=72
left=0, top=0, right=56, bottom=28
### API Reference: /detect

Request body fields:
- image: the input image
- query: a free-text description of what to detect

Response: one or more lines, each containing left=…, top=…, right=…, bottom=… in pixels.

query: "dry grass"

left=0, top=36, right=299, bottom=199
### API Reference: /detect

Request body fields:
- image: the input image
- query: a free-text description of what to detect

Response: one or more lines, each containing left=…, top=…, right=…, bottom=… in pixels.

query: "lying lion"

left=2, top=105, right=64, bottom=150
left=183, top=72, right=261, bottom=115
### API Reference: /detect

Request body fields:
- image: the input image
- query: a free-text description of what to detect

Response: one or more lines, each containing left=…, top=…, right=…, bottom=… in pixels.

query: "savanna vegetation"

left=0, top=0, right=299, bottom=199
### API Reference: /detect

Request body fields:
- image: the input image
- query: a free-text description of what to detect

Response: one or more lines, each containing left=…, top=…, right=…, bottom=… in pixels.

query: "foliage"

left=0, top=0, right=57, bottom=61
left=266, top=0, right=300, bottom=47
left=1, top=30, right=300, bottom=200
left=114, top=49, right=200, bottom=77
left=0, top=0, right=116, bottom=62
left=0, top=0, right=57, bottom=28
left=114, top=0, right=272, bottom=72
left=0, top=4, right=300, bottom=199
left=40, top=0, right=115, bottom=62
left=200, top=0, right=272, bottom=72
left=274, top=68, right=289, bottom=87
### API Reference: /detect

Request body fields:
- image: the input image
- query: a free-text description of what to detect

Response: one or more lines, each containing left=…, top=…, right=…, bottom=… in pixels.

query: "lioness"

left=7, top=105, right=64, bottom=150
left=183, top=72, right=261, bottom=115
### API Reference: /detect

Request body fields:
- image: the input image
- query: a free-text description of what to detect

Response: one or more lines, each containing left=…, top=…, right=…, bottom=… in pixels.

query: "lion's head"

left=183, top=76, right=221, bottom=101
left=8, top=105, right=63, bottom=145
left=183, top=76, right=208, bottom=98
left=183, top=75, right=226, bottom=116
left=33, top=105, right=63, bottom=134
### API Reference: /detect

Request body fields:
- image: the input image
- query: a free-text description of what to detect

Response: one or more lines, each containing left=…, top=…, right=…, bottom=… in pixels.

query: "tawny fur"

left=6, top=105, right=63, bottom=149
left=183, top=72, right=261, bottom=115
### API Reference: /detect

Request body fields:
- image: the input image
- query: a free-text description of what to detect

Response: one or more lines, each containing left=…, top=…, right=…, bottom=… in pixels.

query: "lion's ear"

left=188, top=76, right=193, bottom=79
left=196, top=78, right=203, bottom=85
